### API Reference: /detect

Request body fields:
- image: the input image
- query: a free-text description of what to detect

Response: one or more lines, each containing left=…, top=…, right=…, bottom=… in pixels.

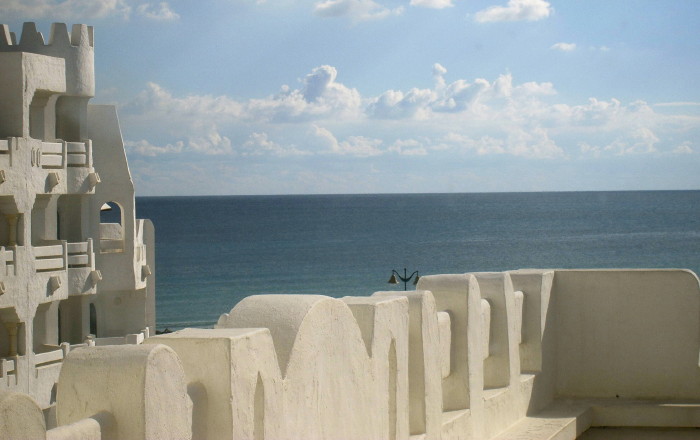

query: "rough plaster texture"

left=553, top=269, right=700, bottom=400
left=56, top=344, right=190, bottom=439
left=0, top=390, right=46, bottom=439
left=213, top=294, right=410, bottom=439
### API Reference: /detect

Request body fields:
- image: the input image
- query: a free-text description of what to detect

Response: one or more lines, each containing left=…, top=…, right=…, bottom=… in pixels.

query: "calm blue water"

left=134, top=191, right=700, bottom=330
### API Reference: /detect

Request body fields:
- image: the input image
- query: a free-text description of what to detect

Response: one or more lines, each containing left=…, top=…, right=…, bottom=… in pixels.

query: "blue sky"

left=3, top=0, right=700, bottom=195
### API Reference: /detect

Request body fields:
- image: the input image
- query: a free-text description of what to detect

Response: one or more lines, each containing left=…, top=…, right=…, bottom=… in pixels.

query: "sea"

left=134, top=191, right=700, bottom=331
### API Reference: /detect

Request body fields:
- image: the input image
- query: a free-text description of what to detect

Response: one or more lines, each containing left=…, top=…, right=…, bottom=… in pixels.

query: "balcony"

left=0, top=138, right=97, bottom=195
left=40, top=140, right=92, bottom=169
left=67, top=241, right=92, bottom=267
left=33, top=243, right=67, bottom=272
left=68, top=239, right=98, bottom=296
left=90, top=328, right=150, bottom=347
left=33, top=240, right=98, bottom=295
left=0, top=247, right=15, bottom=277
left=0, top=357, right=16, bottom=377
left=99, top=223, right=124, bottom=253
left=34, top=344, right=67, bottom=368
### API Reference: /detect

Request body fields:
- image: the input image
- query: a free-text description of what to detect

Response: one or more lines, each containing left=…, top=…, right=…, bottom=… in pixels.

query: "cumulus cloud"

left=303, top=66, right=337, bottom=102
left=551, top=42, right=576, bottom=52
left=126, top=129, right=232, bottom=156
left=654, top=102, right=700, bottom=108
left=313, top=126, right=383, bottom=156
left=121, top=64, right=700, bottom=162
left=368, top=69, right=555, bottom=118
left=248, top=69, right=362, bottom=122
left=136, top=2, right=179, bottom=20
left=388, top=139, right=428, bottom=155
left=125, top=139, right=183, bottom=156
left=443, top=133, right=506, bottom=155
left=367, top=87, right=436, bottom=119
left=578, top=127, right=659, bottom=156
left=188, top=130, right=233, bottom=155
left=442, top=128, right=562, bottom=158
left=0, top=0, right=180, bottom=21
left=0, top=0, right=131, bottom=20
left=474, top=0, right=552, bottom=23
left=314, top=0, right=403, bottom=21
left=129, top=82, right=243, bottom=118
left=673, top=142, right=693, bottom=154
left=410, top=0, right=454, bottom=9
left=241, top=132, right=310, bottom=156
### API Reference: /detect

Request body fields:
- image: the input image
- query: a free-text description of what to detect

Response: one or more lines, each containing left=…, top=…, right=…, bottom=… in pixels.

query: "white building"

left=0, top=22, right=154, bottom=412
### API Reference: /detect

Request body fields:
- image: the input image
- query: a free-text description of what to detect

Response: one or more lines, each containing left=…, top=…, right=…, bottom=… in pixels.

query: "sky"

left=2, top=0, right=700, bottom=196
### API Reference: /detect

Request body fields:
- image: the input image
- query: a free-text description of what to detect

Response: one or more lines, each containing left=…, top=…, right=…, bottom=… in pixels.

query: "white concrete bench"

left=493, top=399, right=700, bottom=440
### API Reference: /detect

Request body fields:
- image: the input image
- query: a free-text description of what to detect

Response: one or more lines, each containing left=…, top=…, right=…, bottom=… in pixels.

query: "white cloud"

left=126, top=129, right=232, bottom=157
left=240, top=66, right=361, bottom=123
left=136, top=2, right=179, bottom=20
left=121, top=64, right=700, bottom=163
left=125, top=139, right=183, bottom=156
left=410, top=0, right=454, bottom=9
left=0, top=0, right=180, bottom=21
left=368, top=71, right=555, bottom=118
left=312, top=126, right=383, bottom=156
left=578, top=142, right=601, bottom=158
left=188, top=130, right=233, bottom=155
left=474, top=0, right=552, bottom=23
left=388, top=139, right=428, bottom=155
left=0, top=0, right=131, bottom=20
left=442, top=128, right=562, bottom=158
left=241, top=132, right=310, bottom=156
left=673, top=142, right=693, bottom=155
left=129, top=82, right=243, bottom=119
left=314, top=0, right=404, bottom=21
left=442, top=133, right=506, bottom=155
left=432, top=63, right=448, bottom=77
left=654, top=102, right=700, bottom=107
left=367, top=87, right=436, bottom=119
left=551, top=42, right=576, bottom=52
left=579, top=127, right=659, bottom=156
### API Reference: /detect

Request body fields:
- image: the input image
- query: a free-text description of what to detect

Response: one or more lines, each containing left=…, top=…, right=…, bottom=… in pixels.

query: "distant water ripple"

left=135, top=191, right=700, bottom=329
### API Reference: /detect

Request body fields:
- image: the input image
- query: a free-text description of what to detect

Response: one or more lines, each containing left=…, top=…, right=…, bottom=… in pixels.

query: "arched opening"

left=89, top=303, right=97, bottom=336
left=187, top=382, right=208, bottom=440
left=99, top=201, right=124, bottom=253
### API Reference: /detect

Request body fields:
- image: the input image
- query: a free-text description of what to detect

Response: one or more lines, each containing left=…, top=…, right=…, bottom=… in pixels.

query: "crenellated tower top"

left=0, top=22, right=94, bottom=51
left=0, top=22, right=95, bottom=98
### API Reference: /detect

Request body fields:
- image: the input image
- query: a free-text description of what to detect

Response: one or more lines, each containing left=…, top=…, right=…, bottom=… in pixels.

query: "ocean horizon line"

left=136, top=188, right=700, bottom=199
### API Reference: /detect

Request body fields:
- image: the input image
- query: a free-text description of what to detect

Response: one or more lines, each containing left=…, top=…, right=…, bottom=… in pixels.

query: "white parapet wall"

left=9, top=268, right=694, bottom=440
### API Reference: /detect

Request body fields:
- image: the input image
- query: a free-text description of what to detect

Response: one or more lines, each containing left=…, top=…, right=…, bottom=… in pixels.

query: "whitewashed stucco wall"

left=5, top=268, right=694, bottom=440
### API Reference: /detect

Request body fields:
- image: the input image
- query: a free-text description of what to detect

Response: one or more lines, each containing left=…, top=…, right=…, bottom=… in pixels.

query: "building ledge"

left=492, top=399, right=700, bottom=440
